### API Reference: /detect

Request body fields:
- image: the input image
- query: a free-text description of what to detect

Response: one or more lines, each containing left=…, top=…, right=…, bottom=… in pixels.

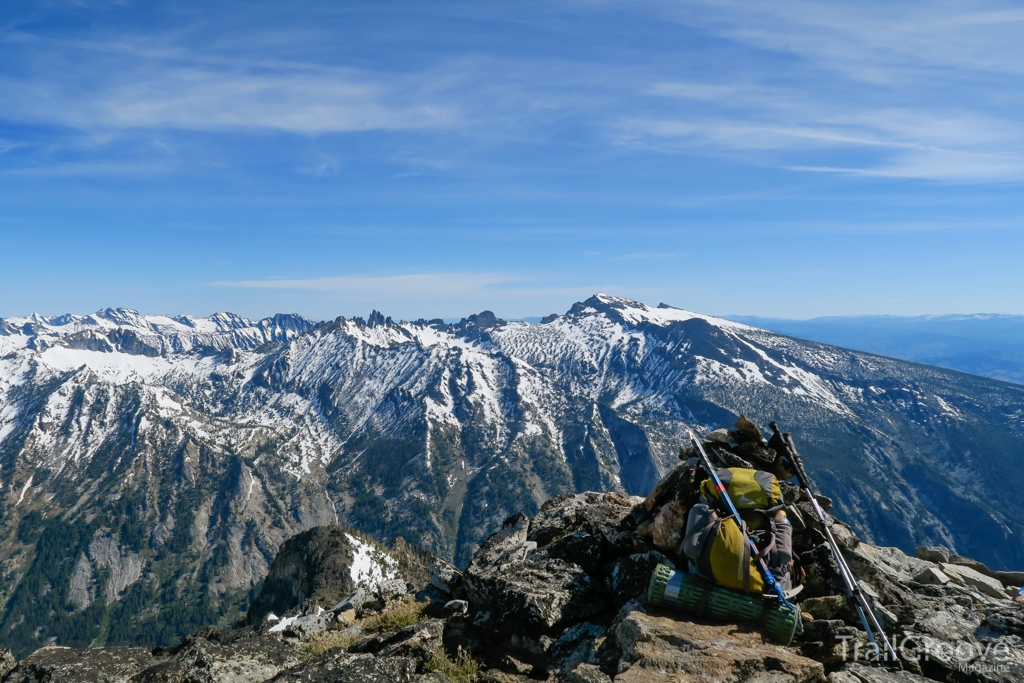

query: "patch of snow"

left=40, top=347, right=205, bottom=382
left=268, top=614, right=298, bottom=633
left=935, top=395, right=964, bottom=420
left=345, top=532, right=399, bottom=590
left=155, top=390, right=183, bottom=412
left=0, top=420, right=17, bottom=445
left=16, top=474, right=33, bottom=505
left=591, top=293, right=752, bottom=330
left=729, top=334, right=853, bottom=416
left=246, top=468, right=258, bottom=501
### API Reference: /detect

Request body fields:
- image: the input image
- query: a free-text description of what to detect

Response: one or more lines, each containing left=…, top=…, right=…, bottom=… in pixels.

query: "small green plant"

left=425, top=647, right=480, bottom=683
left=361, top=596, right=427, bottom=633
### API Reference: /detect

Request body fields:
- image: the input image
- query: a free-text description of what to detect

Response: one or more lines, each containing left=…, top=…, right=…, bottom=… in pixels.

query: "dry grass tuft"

left=303, top=629, right=360, bottom=658
left=300, top=596, right=429, bottom=661
left=425, top=647, right=480, bottom=683
left=360, top=596, right=429, bottom=633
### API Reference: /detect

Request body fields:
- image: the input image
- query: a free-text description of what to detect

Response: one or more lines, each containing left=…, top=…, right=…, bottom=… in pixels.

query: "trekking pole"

left=685, top=428, right=796, bottom=612
left=769, top=422, right=901, bottom=667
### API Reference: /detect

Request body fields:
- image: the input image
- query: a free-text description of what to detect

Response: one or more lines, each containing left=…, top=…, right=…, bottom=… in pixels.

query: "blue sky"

left=2, top=1, right=1023, bottom=321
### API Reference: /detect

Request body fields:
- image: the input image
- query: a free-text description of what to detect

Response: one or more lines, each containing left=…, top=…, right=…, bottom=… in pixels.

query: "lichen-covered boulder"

left=350, top=620, right=443, bottom=663
left=527, top=491, right=645, bottom=560
left=3, top=646, right=154, bottom=683
left=611, top=606, right=825, bottom=683
left=465, top=512, right=608, bottom=634
left=138, top=629, right=299, bottom=682
left=266, top=652, right=442, bottom=683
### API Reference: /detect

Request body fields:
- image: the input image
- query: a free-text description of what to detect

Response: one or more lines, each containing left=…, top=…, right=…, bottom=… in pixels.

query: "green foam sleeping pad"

left=645, top=562, right=800, bottom=646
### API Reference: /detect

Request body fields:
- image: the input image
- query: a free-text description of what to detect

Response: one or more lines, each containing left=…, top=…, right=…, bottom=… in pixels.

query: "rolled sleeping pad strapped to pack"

left=645, top=563, right=800, bottom=646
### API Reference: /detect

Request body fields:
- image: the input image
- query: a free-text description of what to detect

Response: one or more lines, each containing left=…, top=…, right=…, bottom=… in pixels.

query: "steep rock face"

left=244, top=526, right=399, bottom=625
left=4, top=297, right=1024, bottom=653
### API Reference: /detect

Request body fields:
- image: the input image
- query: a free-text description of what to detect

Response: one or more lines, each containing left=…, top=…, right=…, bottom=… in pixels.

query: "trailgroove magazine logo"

left=837, top=635, right=1015, bottom=674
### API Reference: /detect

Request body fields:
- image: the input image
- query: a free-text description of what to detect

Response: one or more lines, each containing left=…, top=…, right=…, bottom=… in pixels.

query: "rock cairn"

left=2, top=419, right=1023, bottom=683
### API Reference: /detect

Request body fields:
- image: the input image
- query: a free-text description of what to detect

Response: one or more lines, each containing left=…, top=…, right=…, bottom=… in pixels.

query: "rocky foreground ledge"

left=1, top=461, right=1023, bottom=683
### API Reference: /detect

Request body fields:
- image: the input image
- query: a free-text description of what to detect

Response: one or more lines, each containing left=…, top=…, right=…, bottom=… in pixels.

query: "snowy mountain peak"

left=569, top=293, right=752, bottom=330
left=94, top=307, right=149, bottom=327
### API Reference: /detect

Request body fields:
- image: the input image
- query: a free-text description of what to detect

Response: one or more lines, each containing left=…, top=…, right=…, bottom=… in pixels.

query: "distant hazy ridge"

left=728, top=313, right=1024, bottom=385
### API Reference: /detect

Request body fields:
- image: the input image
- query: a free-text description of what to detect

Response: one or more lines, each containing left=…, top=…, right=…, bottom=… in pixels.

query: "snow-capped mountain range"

left=2, top=294, right=1024, bottom=653
left=0, top=307, right=314, bottom=357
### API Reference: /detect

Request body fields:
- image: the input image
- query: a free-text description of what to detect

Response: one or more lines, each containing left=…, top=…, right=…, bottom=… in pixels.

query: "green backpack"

left=699, top=467, right=781, bottom=525
left=683, top=468, right=791, bottom=594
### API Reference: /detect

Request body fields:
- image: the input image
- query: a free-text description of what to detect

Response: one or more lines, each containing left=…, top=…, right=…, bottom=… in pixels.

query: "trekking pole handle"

left=773, top=423, right=902, bottom=667
left=769, top=421, right=812, bottom=489
left=784, top=434, right=812, bottom=490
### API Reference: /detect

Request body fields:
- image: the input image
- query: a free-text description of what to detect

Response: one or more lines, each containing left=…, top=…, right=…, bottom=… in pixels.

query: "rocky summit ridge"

left=1, top=423, right=1022, bottom=683
left=4, top=295, right=1024, bottom=655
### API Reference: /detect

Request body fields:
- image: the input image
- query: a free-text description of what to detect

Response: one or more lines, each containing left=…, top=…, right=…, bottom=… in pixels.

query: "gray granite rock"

left=915, top=546, right=952, bottom=564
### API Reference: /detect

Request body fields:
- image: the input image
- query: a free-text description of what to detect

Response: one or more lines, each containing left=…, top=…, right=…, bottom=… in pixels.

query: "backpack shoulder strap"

left=740, top=518, right=752, bottom=593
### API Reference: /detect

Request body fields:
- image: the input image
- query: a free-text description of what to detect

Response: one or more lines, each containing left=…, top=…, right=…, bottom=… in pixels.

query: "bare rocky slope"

left=1, top=427, right=1021, bottom=683
left=3, top=296, right=1024, bottom=654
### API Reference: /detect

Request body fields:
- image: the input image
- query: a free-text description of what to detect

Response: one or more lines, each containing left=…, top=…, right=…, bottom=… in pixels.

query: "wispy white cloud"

left=651, top=0, right=1024, bottom=80
left=640, top=82, right=1021, bottom=150
left=644, top=81, right=781, bottom=105
left=6, top=156, right=179, bottom=176
left=3, top=0, right=1023, bottom=185
left=213, top=272, right=521, bottom=294
left=791, top=149, right=1024, bottom=182
left=603, top=1, right=1024, bottom=181
left=614, top=252, right=675, bottom=260
left=0, top=69, right=457, bottom=134
left=622, top=58, right=1024, bottom=181
left=617, top=111, right=1024, bottom=182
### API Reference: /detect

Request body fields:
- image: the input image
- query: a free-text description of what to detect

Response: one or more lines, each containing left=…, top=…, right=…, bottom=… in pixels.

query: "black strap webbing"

left=694, top=579, right=714, bottom=616
left=741, top=519, right=752, bottom=593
